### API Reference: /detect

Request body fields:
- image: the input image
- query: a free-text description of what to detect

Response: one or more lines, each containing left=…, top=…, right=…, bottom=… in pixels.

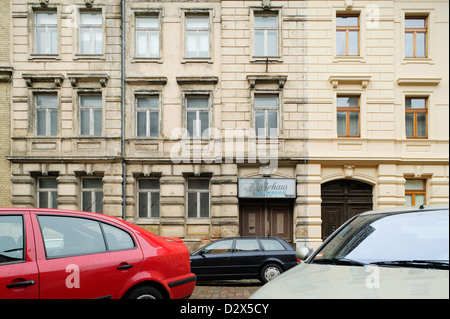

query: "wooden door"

left=239, top=201, right=265, bottom=237
left=321, top=180, right=373, bottom=240
left=268, top=203, right=293, bottom=243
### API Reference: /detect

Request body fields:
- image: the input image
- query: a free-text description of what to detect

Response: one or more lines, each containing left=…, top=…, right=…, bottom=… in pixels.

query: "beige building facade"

left=6, top=0, right=449, bottom=251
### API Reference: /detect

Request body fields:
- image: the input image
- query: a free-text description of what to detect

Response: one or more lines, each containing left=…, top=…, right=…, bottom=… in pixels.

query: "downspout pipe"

left=121, top=0, right=127, bottom=220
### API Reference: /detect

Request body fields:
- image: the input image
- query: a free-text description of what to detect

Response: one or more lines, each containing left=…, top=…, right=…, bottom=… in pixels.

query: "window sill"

left=182, top=57, right=213, bottom=64
left=132, top=57, right=163, bottom=64
left=333, top=56, right=366, bottom=63
left=74, top=54, right=106, bottom=60
left=402, top=58, right=434, bottom=65
left=28, top=54, right=61, bottom=61
left=251, top=56, right=283, bottom=63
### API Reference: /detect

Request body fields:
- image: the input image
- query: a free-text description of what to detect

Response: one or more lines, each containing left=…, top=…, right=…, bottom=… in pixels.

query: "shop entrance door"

left=239, top=200, right=294, bottom=243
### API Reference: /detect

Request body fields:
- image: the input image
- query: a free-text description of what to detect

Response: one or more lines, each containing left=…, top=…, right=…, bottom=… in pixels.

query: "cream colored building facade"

left=7, top=0, right=449, bottom=251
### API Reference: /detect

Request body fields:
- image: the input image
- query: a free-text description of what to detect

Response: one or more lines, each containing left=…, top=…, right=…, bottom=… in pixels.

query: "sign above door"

left=238, top=178, right=296, bottom=199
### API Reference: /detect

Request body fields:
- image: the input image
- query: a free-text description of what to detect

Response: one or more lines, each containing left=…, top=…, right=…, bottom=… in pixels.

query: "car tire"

left=125, top=286, right=165, bottom=299
left=260, top=263, right=283, bottom=284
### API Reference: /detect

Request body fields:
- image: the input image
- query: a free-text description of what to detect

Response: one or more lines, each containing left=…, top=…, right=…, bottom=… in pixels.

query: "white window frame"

left=37, top=177, right=58, bottom=209
left=137, top=179, right=160, bottom=219
left=135, top=15, right=160, bottom=58
left=35, top=93, right=58, bottom=137
left=79, top=11, right=103, bottom=55
left=79, top=94, right=102, bottom=136
left=81, top=177, right=103, bottom=214
left=254, top=13, right=279, bottom=57
left=185, top=95, right=210, bottom=139
left=34, top=11, right=58, bottom=55
left=254, top=94, right=279, bottom=138
left=136, top=95, right=160, bottom=138
left=185, top=14, right=210, bottom=58
left=187, top=179, right=210, bottom=219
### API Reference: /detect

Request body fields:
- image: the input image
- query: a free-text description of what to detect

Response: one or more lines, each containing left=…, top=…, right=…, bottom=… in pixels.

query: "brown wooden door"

left=268, top=203, right=293, bottom=243
left=321, top=180, right=373, bottom=240
left=239, top=201, right=265, bottom=237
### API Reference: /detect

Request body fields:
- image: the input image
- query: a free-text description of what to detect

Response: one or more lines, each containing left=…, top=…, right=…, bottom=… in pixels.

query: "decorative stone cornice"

left=22, top=73, right=64, bottom=88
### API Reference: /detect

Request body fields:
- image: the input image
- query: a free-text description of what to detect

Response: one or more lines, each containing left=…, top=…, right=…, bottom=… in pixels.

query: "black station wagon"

left=190, top=236, right=298, bottom=283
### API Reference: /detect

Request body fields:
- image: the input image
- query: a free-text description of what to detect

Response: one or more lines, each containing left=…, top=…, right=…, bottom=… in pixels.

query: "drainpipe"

left=121, top=0, right=127, bottom=220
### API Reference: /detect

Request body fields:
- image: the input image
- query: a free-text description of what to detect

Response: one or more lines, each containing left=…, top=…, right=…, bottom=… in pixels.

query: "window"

left=186, top=15, right=210, bottom=58
left=259, top=239, right=286, bottom=251
left=202, top=240, right=233, bottom=255
left=80, top=94, right=102, bottom=136
left=337, top=96, right=360, bottom=137
left=38, top=178, right=58, bottom=209
left=79, top=12, right=102, bottom=55
left=102, top=223, right=135, bottom=251
left=138, top=179, right=160, bottom=218
left=405, top=179, right=426, bottom=207
left=235, top=239, right=261, bottom=252
left=0, top=216, right=24, bottom=264
left=406, top=97, right=428, bottom=138
left=136, top=96, right=159, bottom=138
left=81, top=178, right=103, bottom=214
left=336, top=15, right=359, bottom=56
left=254, top=14, right=278, bottom=57
left=136, top=16, right=160, bottom=58
left=36, top=94, right=58, bottom=136
left=186, top=96, right=209, bottom=138
left=187, top=179, right=210, bottom=218
left=405, top=17, right=427, bottom=58
left=255, top=95, right=279, bottom=137
left=35, top=11, right=58, bottom=55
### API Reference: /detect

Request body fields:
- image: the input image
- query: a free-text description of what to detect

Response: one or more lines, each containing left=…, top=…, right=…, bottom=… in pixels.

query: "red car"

left=0, top=208, right=196, bottom=299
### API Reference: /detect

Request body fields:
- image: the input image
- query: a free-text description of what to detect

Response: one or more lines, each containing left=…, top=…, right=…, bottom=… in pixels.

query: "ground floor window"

left=187, top=179, right=210, bottom=218
left=405, top=179, right=426, bottom=206
left=138, top=179, right=160, bottom=218
left=81, top=177, right=103, bottom=214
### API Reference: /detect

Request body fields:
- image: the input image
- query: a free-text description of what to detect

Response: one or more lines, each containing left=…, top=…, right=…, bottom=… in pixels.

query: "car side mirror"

left=296, top=246, right=313, bottom=261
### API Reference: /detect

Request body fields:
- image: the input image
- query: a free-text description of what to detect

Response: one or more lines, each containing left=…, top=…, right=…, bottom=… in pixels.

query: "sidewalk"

left=190, top=280, right=263, bottom=299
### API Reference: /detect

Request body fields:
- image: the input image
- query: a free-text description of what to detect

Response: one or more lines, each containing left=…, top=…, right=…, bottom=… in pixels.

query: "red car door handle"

left=7, top=280, right=35, bottom=289
left=117, top=264, right=133, bottom=270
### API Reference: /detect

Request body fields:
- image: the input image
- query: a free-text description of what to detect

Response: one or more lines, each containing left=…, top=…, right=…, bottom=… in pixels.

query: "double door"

left=239, top=200, right=293, bottom=243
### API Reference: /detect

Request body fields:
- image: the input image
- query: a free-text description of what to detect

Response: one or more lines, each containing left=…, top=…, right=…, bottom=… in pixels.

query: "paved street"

left=190, top=280, right=263, bottom=299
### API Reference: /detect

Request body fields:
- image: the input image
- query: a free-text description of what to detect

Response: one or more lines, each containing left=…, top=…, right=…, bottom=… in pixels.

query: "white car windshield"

left=313, top=209, right=449, bottom=269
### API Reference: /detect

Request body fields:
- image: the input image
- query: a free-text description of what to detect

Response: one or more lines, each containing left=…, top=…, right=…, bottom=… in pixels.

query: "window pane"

left=82, top=191, right=92, bottom=211
left=137, top=96, right=157, bottom=108
left=79, top=28, right=91, bottom=54
left=187, top=97, right=209, bottom=109
left=80, top=109, right=90, bottom=135
left=51, top=191, right=58, bottom=209
left=349, top=112, right=359, bottom=136
left=200, top=192, right=209, bottom=218
left=405, top=33, right=414, bottom=57
left=39, top=178, right=57, bottom=189
left=336, top=16, right=359, bottom=27
left=150, top=112, right=159, bottom=137
left=255, top=111, right=265, bottom=137
left=83, top=178, right=103, bottom=189
left=0, top=216, right=24, bottom=263
left=37, top=95, right=58, bottom=107
left=416, top=32, right=426, bottom=57
left=187, top=111, right=196, bottom=137
left=186, top=31, right=197, bottom=57
left=186, top=17, right=209, bottom=30
left=188, top=193, right=197, bottom=218
left=348, top=31, right=359, bottom=55
left=198, top=31, right=210, bottom=57
left=255, top=96, right=278, bottom=109
left=337, top=97, right=359, bottom=107
left=149, top=31, right=160, bottom=57
left=36, top=109, right=47, bottom=136
left=151, top=192, right=160, bottom=218
left=235, top=239, right=261, bottom=252
left=36, top=12, right=57, bottom=25
left=50, top=109, right=58, bottom=136
left=406, top=98, right=427, bottom=109
left=203, top=240, right=233, bottom=255
left=336, top=31, right=346, bottom=55
left=81, top=95, right=102, bottom=107
left=139, top=192, right=148, bottom=218
left=93, top=109, right=102, bottom=136
left=136, top=31, right=148, bottom=57
left=188, top=179, right=209, bottom=190
left=405, top=18, right=426, bottom=29
left=102, top=223, right=134, bottom=251
left=199, top=111, right=209, bottom=137
left=139, top=179, right=159, bottom=190
left=136, top=16, right=159, bottom=29
left=267, top=111, right=278, bottom=137
left=39, top=191, right=49, bottom=208
left=260, top=239, right=286, bottom=251
left=337, top=112, right=347, bottom=136
left=405, top=113, right=414, bottom=137
left=38, top=216, right=106, bottom=258
left=255, top=16, right=277, bottom=28
left=254, top=30, right=265, bottom=56
left=416, top=113, right=427, bottom=137
left=95, top=191, right=103, bottom=214
left=137, top=111, right=147, bottom=137
left=405, top=194, right=412, bottom=206
left=267, top=31, right=278, bottom=56
left=93, top=28, right=102, bottom=54
left=80, top=13, right=102, bottom=25
left=415, top=195, right=426, bottom=206
left=405, top=180, right=425, bottom=190
left=49, top=27, right=58, bottom=54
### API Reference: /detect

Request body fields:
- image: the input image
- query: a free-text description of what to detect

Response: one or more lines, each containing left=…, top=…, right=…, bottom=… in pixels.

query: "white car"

left=251, top=205, right=449, bottom=299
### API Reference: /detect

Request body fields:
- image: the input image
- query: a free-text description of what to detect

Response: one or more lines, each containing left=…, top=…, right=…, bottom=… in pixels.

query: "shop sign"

left=238, top=178, right=296, bottom=199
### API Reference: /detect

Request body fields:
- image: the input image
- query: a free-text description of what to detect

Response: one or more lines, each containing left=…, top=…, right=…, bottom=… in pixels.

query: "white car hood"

left=251, top=263, right=449, bottom=299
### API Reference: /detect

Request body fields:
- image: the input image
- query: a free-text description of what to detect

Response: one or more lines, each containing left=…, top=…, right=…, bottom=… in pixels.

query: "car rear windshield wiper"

left=370, top=260, right=450, bottom=270
left=312, top=258, right=366, bottom=267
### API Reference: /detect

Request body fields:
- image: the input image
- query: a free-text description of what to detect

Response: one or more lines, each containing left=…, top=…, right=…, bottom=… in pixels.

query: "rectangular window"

left=255, top=95, right=279, bottom=137
left=337, top=96, right=360, bottom=137
left=36, top=94, right=58, bottom=136
left=186, top=96, right=209, bottom=138
left=405, top=97, right=428, bottom=139
left=254, top=14, right=279, bottom=57
left=35, top=11, right=58, bottom=55
left=186, top=15, right=210, bottom=58
left=187, top=179, right=210, bottom=218
left=79, top=12, right=103, bottom=55
left=38, top=177, right=58, bottom=209
left=138, top=179, right=160, bottom=218
left=405, top=17, right=427, bottom=58
left=336, top=15, right=359, bottom=56
left=0, top=216, right=25, bottom=264
left=80, top=94, right=102, bottom=136
left=136, top=16, right=160, bottom=58
left=81, top=178, right=103, bottom=214
left=136, top=96, right=159, bottom=138
left=405, top=179, right=426, bottom=206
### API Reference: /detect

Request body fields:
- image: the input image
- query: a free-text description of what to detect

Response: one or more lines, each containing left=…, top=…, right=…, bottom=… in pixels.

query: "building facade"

left=0, top=0, right=13, bottom=207
left=6, top=0, right=449, bottom=251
